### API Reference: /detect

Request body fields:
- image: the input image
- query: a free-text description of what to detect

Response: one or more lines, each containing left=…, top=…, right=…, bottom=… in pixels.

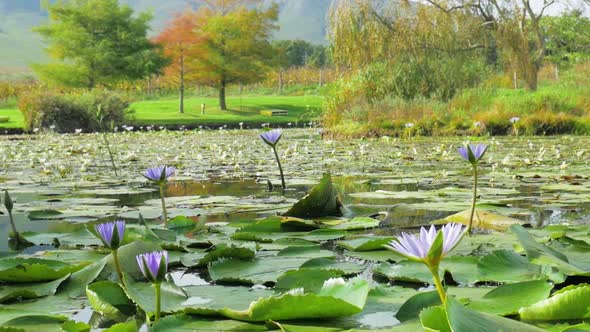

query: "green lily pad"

left=337, top=237, right=394, bottom=252
left=436, top=209, right=527, bottom=231
left=468, top=280, right=553, bottom=316
left=185, top=278, right=370, bottom=322
left=151, top=315, right=269, bottom=331
left=0, top=258, right=86, bottom=283
left=0, top=274, right=70, bottom=303
left=519, top=284, right=590, bottom=321
left=283, top=173, right=343, bottom=218
left=275, top=269, right=345, bottom=293
left=122, top=274, right=187, bottom=316
left=86, top=281, right=135, bottom=321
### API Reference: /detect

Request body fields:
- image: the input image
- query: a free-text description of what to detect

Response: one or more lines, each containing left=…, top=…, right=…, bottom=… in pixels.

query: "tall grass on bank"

left=324, top=63, right=590, bottom=137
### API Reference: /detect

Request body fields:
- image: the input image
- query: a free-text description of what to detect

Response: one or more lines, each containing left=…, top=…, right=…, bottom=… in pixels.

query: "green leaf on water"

left=151, top=315, right=268, bottom=332
left=283, top=173, right=343, bottom=219
left=86, top=281, right=135, bottom=321
left=122, top=274, right=187, bottom=315
left=396, top=291, right=441, bottom=323
left=468, top=280, right=553, bottom=316
left=275, top=269, right=344, bottom=293
left=446, top=296, right=544, bottom=331
left=0, top=258, right=86, bottom=283
left=519, top=284, right=590, bottom=321
left=0, top=274, right=70, bottom=303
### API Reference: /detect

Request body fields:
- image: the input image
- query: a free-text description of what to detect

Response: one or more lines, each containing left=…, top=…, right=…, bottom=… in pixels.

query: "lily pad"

left=283, top=173, right=343, bottom=218
left=436, top=209, right=527, bottom=231
left=0, top=258, right=86, bottom=283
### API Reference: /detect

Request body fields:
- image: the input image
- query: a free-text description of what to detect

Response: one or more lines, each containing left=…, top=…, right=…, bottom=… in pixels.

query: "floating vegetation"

left=0, top=130, right=589, bottom=330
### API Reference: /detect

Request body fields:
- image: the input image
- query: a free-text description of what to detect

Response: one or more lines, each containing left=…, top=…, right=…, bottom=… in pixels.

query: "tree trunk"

left=179, top=53, right=185, bottom=114
left=219, top=81, right=227, bottom=110
left=524, top=62, right=540, bottom=91
left=278, top=70, right=283, bottom=95
left=319, top=68, right=324, bottom=87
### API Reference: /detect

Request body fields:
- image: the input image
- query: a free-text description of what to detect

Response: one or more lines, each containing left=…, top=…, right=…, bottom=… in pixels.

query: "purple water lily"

left=136, top=251, right=168, bottom=283
left=260, top=129, right=286, bottom=189
left=385, top=223, right=466, bottom=304
left=458, top=143, right=488, bottom=165
left=385, top=223, right=465, bottom=261
left=94, top=220, right=125, bottom=250
left=260, top=129, right=283, bottom=147
left=144, top=166, right=176, bottom=183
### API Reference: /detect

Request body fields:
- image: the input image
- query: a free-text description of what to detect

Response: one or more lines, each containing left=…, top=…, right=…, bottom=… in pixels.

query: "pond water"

left=1, top=130, right=590, bottom=330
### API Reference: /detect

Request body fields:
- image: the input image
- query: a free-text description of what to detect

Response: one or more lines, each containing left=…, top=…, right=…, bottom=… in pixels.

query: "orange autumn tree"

left=154, top=12, right=205, bottom=114
left=192, top=1, right=279, bottom=110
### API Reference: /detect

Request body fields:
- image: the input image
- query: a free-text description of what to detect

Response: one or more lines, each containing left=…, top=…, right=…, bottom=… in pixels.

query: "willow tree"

left=328, top=0, right=486, bottom=99
left=424, top=0, right=567, bottom=90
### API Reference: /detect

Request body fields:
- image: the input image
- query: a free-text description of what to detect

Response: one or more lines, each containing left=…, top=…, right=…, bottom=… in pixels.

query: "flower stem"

left=6, top=210, right=19, bottom=243
left=430, top=266, right=446, bottom=304
left=468, top=164, right=478, bottom=234
left=154, top=282, right=162, bottom=322
left=272, top=146, right=286, bottom=190
left=102, top=133, right=118, bottom=177
left=112, top=249, right=125, bottom=287
left=159, top=184, right=168, bottom=223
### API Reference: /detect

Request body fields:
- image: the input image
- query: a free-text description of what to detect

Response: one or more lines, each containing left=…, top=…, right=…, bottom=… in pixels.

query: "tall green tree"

left=34, top=0, right=168, bottom=89
left=192, top=2, right=279, bottom=110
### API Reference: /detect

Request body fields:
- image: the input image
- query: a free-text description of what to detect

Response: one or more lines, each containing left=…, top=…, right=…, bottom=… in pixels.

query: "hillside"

left=0, top=0, right=331, bottom=72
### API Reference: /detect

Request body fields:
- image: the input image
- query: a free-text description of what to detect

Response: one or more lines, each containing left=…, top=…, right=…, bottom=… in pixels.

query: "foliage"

left=18, top=89, right=130, bottom=132
left=33, top=0, right=168, bottom=89
left=542, top=10, right=590, bottom=67
left=158, top=1, right=279, bottom=110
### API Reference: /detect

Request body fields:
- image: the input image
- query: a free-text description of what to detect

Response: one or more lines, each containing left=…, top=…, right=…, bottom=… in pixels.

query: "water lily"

left=458, top=143, right=488, bottom=233
left=2, top=191, right=30, bottom=248
left=405, top=123, right=414, bottom=128
left=260, top=129, right=286, bottom=189
left=144, top=166, right=176, bottom=223
left=94, top=220, right=125, bottom=249
left=136, top=251, right=168, bottom=322
left=510, top=116, right=520, bottom=124
left=94, top=220, right=126, bottom=285
left=385, top=223, right=466, bottom=303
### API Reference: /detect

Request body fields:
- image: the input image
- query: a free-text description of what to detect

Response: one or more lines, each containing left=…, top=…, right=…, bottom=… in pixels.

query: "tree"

left=542, top=10, right=590, bottom=67
left=155, top=12, right=205, bottom=113
left=191, top=2, right=279, bottom=110
left=33, top=0, right=168, bottom=89
left=423, top=0, right=572, bottom=90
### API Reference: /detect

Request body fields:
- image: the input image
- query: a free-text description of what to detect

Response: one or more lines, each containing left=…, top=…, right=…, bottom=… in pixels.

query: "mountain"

left=0, top=0, right=332, bottom=71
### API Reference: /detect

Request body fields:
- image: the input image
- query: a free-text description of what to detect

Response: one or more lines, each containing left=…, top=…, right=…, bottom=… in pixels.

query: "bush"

left=18, top=90, right=130, bottom=133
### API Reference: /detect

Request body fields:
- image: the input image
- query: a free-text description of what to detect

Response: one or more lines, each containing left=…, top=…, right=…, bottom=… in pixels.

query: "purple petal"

left=144, top=166, right=174, bottom=182
left=260, top=129, right=283, bottom=146
left=115, top=220, right=125, bottom=241
left=469, top=144, right=488, bottom=161
left=457, top=147, right=469, bottom=161
left=95, top=222, right=114, bottom=247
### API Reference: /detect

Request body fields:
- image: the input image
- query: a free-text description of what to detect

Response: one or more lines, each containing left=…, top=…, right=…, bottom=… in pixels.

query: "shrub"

left=18, top=90, right=130, bottom=133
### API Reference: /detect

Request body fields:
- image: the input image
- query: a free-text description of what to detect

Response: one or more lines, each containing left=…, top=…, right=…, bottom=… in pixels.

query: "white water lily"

left=322, top=278, right=347, bottom=290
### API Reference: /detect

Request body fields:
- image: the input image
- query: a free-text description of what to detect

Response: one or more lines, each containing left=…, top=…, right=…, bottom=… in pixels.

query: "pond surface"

left=1, top=130, right=590, bottom=330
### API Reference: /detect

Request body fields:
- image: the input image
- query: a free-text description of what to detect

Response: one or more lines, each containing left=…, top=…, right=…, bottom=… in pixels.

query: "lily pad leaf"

left=185, top=278, right=370, bottom=322
left=468, top=280, right=553, bottom=316
left=283, top=173, right=343, bottom=218
left=275, top=269, right=345, bottom=293
left=337, top=237, right=394, bottom=252
left=0, top=315, right=69, bottom=332
left=151, top=315, right=269, bottom=331
left=477, top=250, right=565, bottom=284
left=208, top=257, right=308, bottom=285
left=446, top=296, right=544, bottom=331
left=122, top=274, right=187, bottom=315
left=396, top=290, right=441, bottom=323
left=86, top=281, right=135, bottom=321
left=180, top=243, right=256, bottom=268
left=0, top=258, right=86, bottom=283
left=0, top=274, right=70, bottom=303
left=27, top=209, right=64, bottom=220
left=437, top=209, right=527, bottom=231
left=59, top=256, right=108, bottom=298
left=419, top=305, right=451, bottom=332
left=519, top=284, right=590, bottom=321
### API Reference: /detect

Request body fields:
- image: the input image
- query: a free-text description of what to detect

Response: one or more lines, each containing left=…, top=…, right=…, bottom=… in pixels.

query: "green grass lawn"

left=0, top=95, right=324, bottom=130
left=0, top=108, right=24, bottom=129
left=130, top=95, right=323, bottom=126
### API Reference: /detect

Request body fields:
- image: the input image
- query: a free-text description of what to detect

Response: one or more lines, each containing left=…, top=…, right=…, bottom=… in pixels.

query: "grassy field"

left=0, top=95, right=324, bottom=129
left=129, top=95, right=323, bottom=126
